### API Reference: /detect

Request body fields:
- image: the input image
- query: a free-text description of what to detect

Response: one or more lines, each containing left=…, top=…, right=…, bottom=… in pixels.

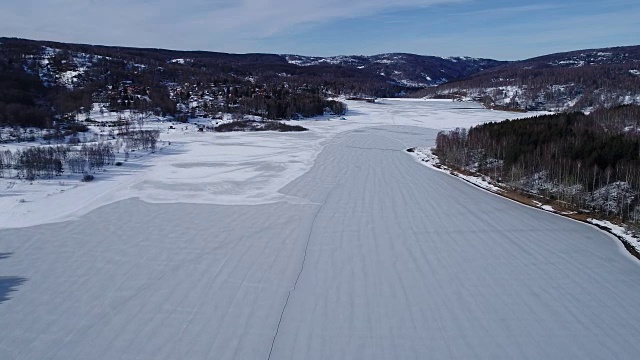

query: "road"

left=1, top=126, right=640, bottom=359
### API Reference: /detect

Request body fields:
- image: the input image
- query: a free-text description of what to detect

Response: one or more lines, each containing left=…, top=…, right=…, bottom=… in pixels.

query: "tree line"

left=416, top=46, right=640, bottom=111
left=0, top=129, right=159, bottom=180
left=0, top=143, right=113, bottom=179
left=238, top=89, right=347, bottom=119
left=435, top=105, right=640, bottom=221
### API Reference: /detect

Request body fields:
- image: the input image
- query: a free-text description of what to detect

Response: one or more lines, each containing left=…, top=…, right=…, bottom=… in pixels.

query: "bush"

left=262, top=121, right=307, bottom=132
left=64, top=123, right=89, bottom=133
left=215, top=120, right=307, bottom=132
left=214, top=120, right=252, bottom=132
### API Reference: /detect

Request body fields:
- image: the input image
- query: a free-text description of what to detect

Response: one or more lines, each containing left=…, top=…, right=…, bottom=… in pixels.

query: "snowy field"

left=2, top=100, right=640, bottom=359
left=0, top=99, right=534, bottom=229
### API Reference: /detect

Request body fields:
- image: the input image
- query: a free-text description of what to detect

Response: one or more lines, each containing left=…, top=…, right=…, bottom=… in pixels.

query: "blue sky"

left=0, top=0, right=638, bottom=60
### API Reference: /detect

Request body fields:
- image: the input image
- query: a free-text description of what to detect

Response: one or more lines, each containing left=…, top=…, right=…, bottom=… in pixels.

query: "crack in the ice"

left=267, top=184, right=339, bottom=360
left=345, top=145, right=399, bottom=152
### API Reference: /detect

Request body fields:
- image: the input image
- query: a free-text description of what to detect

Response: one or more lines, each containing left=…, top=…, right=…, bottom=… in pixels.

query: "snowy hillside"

left=22, top=47, right=101, bottom=89
left=419, top=45, right=640, bottom=111
left=5, top=37, right=638, bottom=115
left=285, top=53, right=503, bottom=87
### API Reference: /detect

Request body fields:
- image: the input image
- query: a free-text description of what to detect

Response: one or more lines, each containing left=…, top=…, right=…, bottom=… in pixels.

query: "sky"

left=0, top=0, right=638, bottom=60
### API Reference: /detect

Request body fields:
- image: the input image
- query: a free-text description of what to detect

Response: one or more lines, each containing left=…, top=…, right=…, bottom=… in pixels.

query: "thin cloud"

left=459, top=4, right=564, bottom=17
left=0, top=0, right=637, bottom=58
left=0, top=0, right=463, bottom=50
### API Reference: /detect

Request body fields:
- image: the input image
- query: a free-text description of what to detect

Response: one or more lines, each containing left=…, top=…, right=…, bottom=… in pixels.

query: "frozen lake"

left=1, top=101, right=640, bottom=359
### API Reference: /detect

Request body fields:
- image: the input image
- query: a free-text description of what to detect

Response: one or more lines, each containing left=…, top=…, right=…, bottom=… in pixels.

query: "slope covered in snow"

left=22, top=46, right=102, bottom=89
left=284, top=53, right=503, bottom=87
left=420, top=45, right=640, bottom=111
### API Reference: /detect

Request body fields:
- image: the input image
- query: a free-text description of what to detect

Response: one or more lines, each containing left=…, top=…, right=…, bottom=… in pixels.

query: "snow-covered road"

left=2, top=125, right=640, bottom=359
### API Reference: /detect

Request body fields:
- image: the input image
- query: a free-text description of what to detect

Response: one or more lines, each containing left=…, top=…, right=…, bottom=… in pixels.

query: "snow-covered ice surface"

left=0, top=99, right=535, bottom=230
left=2, top=100, right=640, bottom=359
left=409, top=147, right=640, bottom=254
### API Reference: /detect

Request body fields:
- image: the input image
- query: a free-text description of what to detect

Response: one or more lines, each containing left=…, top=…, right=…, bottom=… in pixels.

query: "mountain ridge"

left=419, top=44, right=640, bottom=111
left=1, top=37, right=640, bottom=129
left=0, top=37, right=505, bottom=89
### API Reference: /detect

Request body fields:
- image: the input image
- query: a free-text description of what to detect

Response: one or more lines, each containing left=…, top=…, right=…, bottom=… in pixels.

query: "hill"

left=2, top=37, right=640, bottom=129
left=417, top=45, right=640, bottom=112
left=0, top=37, right=506, bottom=128
left=284, top=53, right=503, bottom=87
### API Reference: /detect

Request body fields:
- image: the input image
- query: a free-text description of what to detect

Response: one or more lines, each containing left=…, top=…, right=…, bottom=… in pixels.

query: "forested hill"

left=0, top=37, right=502, bottom=90
left=284, top=53, right=503, bottom=87
left=417, top=45, right=640, bottom=112
left=2, top=37, right=640, bottom=130
left=435, top=104, right=640, bottom=222
left=0, top=37, right=505, bottom=129
left=0, top=37, right=367, bottom=128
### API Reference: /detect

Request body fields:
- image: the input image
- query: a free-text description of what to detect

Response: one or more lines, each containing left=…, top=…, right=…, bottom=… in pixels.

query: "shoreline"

left=407, top=147, right=640, bottom=262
